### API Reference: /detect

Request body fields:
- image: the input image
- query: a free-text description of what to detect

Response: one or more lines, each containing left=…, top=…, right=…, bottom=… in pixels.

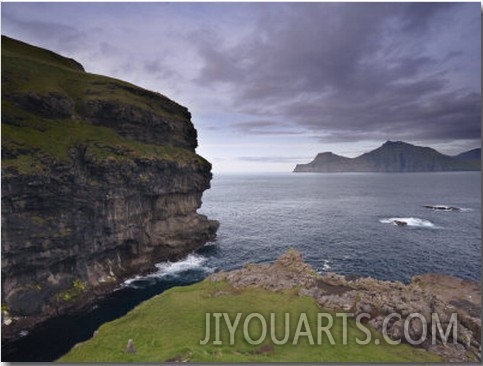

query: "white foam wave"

left=379, top=217, right=436, bottom=228
left=318, top=259, right=331, bottom=272
left=154, top=254, right=208, bottom=275
left=19, top=330, right=29, bottom=337
left=121, top=254, right=212, bottom=289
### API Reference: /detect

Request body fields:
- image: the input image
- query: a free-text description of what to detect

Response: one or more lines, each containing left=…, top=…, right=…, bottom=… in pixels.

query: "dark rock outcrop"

left=211, top=250, right=481, bottom=362
left=294, top=141, right=481, bottom=172
left=1, top=36, right=219, bottom=338
left=423, top=205, right=462, bottom=212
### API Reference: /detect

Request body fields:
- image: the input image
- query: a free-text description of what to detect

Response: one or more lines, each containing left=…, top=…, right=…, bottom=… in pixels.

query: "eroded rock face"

left=211, top=250, right=481, bottom=363
left=2, top=158, right=219, bottom=314
left=1, top=36, right=219, bottom=338
left=2, top=138, right=219, bottom=338
left=81, top=96, right=197, bottom=150
left=6, top=92, right=76, bottom=119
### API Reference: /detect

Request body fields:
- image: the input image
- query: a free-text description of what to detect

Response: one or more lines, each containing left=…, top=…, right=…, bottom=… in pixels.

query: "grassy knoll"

left=58, top=279, right=441, bottom=362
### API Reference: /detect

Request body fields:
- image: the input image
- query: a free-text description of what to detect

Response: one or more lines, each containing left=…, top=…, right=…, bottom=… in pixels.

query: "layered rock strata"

left=1, top=36, right=219, bottom=338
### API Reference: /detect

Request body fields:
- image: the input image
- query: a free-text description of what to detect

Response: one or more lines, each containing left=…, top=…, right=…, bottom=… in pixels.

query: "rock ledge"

left=211, top=249, right=481, bottom=362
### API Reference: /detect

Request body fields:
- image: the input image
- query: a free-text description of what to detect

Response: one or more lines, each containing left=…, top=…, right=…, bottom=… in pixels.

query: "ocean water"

left=3, top=172, right=481, bottom=361
left=198, top=172, right=481, bottom=282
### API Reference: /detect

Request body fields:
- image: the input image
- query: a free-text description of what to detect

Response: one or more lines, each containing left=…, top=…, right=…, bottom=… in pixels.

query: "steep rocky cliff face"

left=1, top=36, right=219, bottom=335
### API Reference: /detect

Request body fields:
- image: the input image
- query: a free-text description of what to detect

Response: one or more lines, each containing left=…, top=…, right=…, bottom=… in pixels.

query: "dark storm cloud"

left=144, top=60, right=163, bottom=74
left=399, top=2, right=456, bottom=32
left=1, top=11, right=87, bottom=51
left=278, top=80, right=480, bottom=142
left=194, top=2, right=480, bottom=144
left=142, top=59, right=181, bottom=82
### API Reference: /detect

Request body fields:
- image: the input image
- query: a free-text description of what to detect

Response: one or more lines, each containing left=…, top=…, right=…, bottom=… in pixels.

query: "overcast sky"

left=2, top=2, right=481, bottom=172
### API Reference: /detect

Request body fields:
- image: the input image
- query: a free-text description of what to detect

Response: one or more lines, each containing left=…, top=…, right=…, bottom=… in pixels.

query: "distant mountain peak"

left=294, top=141, right=480, bottom=173
left=455, top=148, right=481, bottom=161
left=316, top=151, right=337, bottom=157
left=381, top=140, right=412, bottom=148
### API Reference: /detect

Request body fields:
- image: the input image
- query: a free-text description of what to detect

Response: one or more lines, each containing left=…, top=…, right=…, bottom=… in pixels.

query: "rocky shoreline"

left=2, top=254, right=192, bottom=344
left=210, top=250, right=481, bottom=362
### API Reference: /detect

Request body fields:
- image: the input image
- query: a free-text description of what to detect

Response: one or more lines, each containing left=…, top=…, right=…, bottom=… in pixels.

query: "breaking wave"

left=379, top=217, right=436, bottom=228
left=316, top=259, right=331, bottom=274
left=121, top=253, right=213, bottom=289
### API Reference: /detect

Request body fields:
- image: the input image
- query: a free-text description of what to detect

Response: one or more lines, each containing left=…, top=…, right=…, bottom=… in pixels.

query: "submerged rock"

left=423, top=205, right=462, bottom=212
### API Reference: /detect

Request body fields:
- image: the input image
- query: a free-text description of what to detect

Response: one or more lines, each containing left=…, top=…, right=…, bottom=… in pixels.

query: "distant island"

left=293, top=141, right=481, bottom=173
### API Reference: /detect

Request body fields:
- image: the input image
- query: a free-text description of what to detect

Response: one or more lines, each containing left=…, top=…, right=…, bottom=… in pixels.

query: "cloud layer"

left=194, top=3, right=480, bottom=142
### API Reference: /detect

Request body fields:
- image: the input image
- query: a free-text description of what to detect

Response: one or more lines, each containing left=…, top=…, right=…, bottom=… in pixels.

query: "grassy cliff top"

left=58, top=250, right=460, bottom=362
left=1, top=36, right=208, bottom=175
left=58, top=250, right=481, bottom=362
left=2, top=36, right=85, bottom=72
left=57, top=278, right=440, bottom=363
left=1, top=36, right=186, bottom=117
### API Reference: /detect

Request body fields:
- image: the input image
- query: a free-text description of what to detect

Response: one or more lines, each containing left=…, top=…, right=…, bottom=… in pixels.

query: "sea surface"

left=3, top=172, right=481, bottom=361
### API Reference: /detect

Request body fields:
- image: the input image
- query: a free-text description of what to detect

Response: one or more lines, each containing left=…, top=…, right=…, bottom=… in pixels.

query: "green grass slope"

left=2, top=35, right=85, bottom=72
left=1, top=36, right=209, bottom=176
left=58, top=279, right=441, bottom=362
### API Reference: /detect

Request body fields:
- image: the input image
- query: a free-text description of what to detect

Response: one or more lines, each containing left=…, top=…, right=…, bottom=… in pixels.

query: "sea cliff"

left=1, top=36, right=219, bottom=339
